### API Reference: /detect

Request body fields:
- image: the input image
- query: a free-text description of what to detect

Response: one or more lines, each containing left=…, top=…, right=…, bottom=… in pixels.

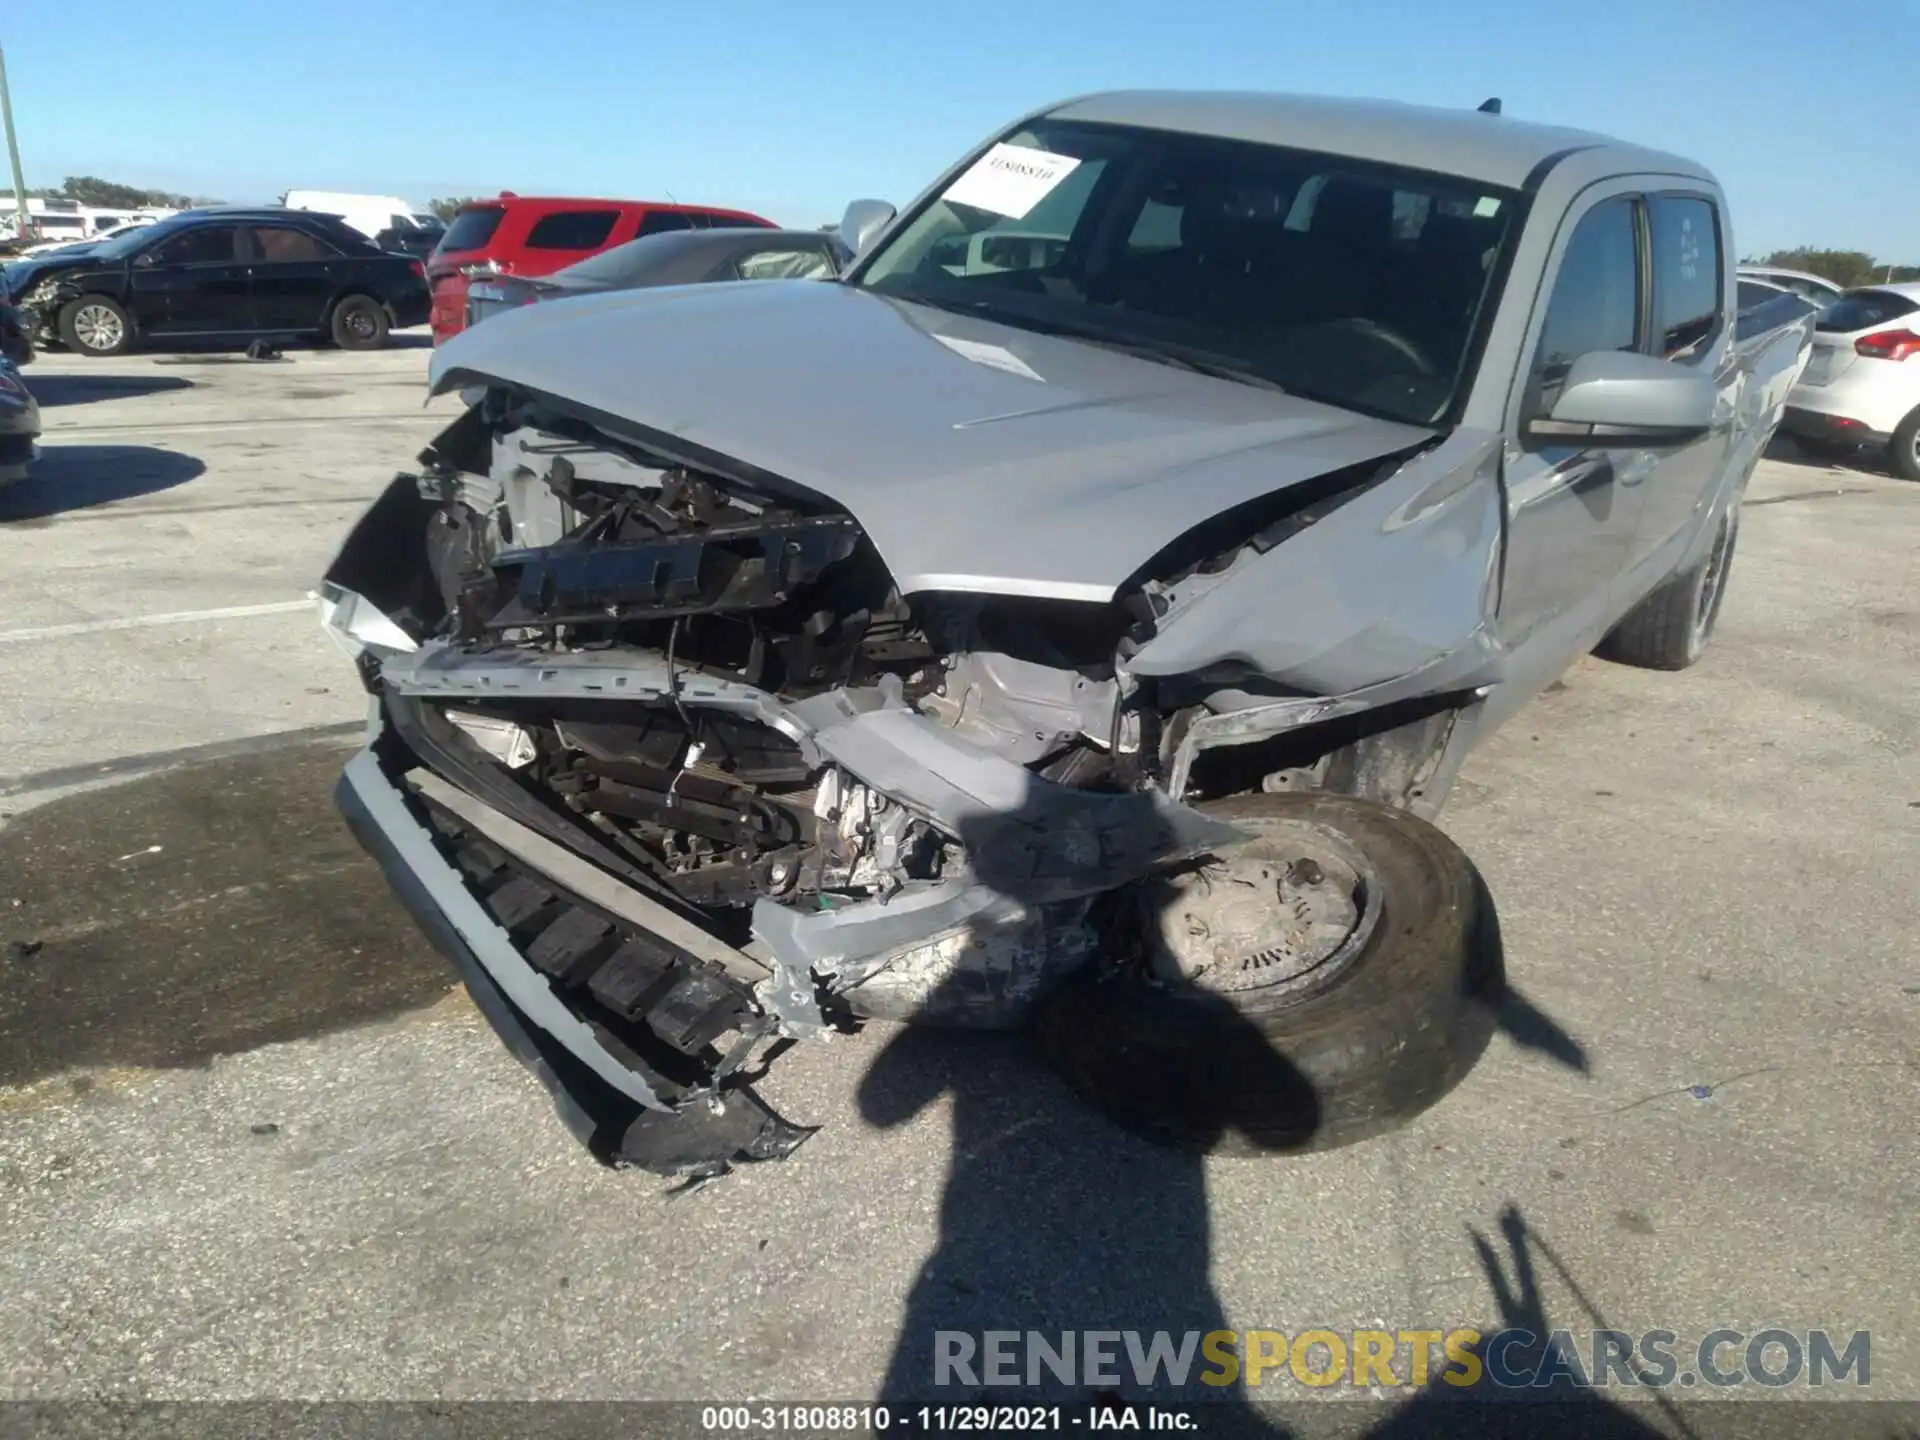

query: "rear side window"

left=699, top=212, right=770, bottom=231
left=1526, top=197, right=1641, bottom=416
left=440, top=207, right=505, bottom=252
left=250, top=227, right=338, bottom=263
left=1736, top=280, right=1781, bottom=310
left=524, top=209, right=619, bottom=250
left=1817, top=289, right=1918, bottom=333
left=1649, top=195, right=1723, bottom=360
left=635, top=211, right=696, bottom=239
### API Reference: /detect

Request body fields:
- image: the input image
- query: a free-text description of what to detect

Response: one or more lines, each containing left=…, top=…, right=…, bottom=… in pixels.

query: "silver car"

left=320, top=91, right=1810, bottom=1177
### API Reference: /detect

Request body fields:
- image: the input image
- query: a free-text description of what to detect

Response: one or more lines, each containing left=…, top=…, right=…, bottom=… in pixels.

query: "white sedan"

left=1782, top=283, right=1920, bottom=480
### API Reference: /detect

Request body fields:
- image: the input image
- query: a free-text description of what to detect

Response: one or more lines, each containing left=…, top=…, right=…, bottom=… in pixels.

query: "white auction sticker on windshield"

left=942, top=143, right=1082, bottom=220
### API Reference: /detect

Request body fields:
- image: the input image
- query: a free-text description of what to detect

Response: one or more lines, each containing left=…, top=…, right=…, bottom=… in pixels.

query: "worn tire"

left=1890, top=408, right=1920, bottom=483
left=330, top=294, right=390, bottom=351
left=1032, top=792, right=1501, bottom=1155
left=1596, top=508, right=1738, bottom=671
left=57, top=296, right=134, bottom=357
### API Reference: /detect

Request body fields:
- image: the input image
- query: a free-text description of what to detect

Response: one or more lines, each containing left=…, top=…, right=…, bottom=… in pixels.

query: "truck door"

left=1623, top=192, right=1740, bottom=579
left=1497, top=190, right=1654, bottom=655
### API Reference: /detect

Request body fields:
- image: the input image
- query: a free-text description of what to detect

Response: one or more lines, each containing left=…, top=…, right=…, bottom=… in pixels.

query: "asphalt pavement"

left=0, top=344, right=1914, bottom=1410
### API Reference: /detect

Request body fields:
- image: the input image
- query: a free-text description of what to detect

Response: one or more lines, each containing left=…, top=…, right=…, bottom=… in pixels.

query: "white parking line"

left=0, top=599, right=312, bottom=645
left=44, top=412, right=433, bottom=439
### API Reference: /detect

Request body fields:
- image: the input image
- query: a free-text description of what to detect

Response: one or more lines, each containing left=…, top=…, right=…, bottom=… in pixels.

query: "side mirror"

left=133, top=252, right=158, bottom=268
left=838, top=199, right=896, bottom=261
left=1526, top=350, right=1716, bottom=448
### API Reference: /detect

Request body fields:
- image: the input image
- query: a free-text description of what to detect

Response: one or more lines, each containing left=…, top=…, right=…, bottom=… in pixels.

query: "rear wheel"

left=57, top=296, right=134, bottom=357
left=1890, top=408, right=1920, bottom=483
left=1033, top=792, right=1501, bottom=1155
left=1596, top=507, right=1738, bottom=671
left=330, top=295, right=390, bottom=351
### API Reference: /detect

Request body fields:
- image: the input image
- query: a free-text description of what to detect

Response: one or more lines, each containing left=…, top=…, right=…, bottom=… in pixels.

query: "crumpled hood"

left=430, top=280, right=1433, bottom=602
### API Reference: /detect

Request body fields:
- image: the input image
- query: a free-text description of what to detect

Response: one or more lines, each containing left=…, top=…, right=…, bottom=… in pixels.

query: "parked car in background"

left=1736, top=277, right=1819, bottom=337
left=1738, top=265, right=1843, bottom=310
left=324, top=91, right=1810, bottom=1177
left=284, top=191, right=438, bottom=244
left=463, top=226, right=849, bottom=329
left=1781, top=283, right=1920, bottom=479
left=19, top=218, right=161, bottom=259
left=9, top=208, right=430, bottom=357
left=428, top=195, right=777, bottom=343
left=376, top=221, right=446, bottom=261
left=0, top=359, right=39, bottom=485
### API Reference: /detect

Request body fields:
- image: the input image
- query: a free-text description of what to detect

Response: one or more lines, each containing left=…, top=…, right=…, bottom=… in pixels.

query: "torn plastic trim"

left=313, top=581, right=420, bottom=663
left=337, top=734, right=675, bottom=1113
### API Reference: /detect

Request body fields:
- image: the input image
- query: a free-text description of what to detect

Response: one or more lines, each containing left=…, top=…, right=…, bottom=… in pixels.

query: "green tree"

left=428, top=196, right=477, bottom=222
left=1750, top=248, right=1883, bottom=288
left=54, top=175, right=198, bottom=209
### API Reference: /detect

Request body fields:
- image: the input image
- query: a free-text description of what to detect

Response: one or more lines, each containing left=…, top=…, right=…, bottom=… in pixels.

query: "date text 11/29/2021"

left=701, top=1405, right=1198, bottom=1432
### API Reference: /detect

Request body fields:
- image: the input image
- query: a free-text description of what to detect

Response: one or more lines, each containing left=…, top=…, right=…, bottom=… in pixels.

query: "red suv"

left=428, top=195, right=777, bottom=343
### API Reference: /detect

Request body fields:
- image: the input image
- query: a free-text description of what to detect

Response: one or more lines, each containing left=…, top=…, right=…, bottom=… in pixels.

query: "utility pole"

left=0, top=45, right=29, bottom=244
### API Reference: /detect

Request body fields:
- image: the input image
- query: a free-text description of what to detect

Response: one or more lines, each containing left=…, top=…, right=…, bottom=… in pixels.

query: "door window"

left=1648, top=195, right=1723, bottom=361
left=734, top=247, right=835, bottom=280
left=249, top=227, right=338, bottom=263
left=634, top=211, right=696, bottom=239
left=150, top=226, right=242, bottom=265
left=524, top=209, right=619, bottom=249
left=1524, top=197, right=1641, bottom=418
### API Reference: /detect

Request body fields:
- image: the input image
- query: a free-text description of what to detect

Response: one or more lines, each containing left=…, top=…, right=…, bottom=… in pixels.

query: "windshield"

left=853, top=120, right=1518, bottom=425
left=91, top=221, right=179, bottom=262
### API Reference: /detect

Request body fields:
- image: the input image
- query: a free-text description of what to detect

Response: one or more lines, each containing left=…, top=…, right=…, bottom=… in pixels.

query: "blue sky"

left=8, top=0, right=1917, bottom=258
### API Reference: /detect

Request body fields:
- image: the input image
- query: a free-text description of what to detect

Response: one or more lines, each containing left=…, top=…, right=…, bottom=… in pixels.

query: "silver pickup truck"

left=320, top=92, right=1811, bottom=1177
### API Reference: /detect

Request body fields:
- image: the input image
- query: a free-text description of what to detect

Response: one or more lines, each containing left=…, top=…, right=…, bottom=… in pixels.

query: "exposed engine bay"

left=322, top=384, right=1497, bottom=1177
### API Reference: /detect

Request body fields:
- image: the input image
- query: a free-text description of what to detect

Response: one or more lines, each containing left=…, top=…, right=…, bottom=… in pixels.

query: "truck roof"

left=1046, top=91, right=1712, bottom=191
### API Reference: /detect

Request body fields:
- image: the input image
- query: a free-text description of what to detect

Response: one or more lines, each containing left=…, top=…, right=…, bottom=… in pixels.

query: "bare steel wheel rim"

left=343, top=305, right=377, bottom=340
left=73, top=304, right=123, bottom=352
left=1141, top=820, right=1383, bottom=1004
left=1693, top=514, right=1734, bottom=639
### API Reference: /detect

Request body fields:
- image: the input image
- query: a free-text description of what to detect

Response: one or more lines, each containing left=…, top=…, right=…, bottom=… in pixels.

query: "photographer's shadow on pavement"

left=851, top=780, right=1640, bottom=1435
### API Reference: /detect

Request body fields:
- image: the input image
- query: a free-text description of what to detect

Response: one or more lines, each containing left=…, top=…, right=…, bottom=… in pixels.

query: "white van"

left=282, top=190, right=438, bottom=242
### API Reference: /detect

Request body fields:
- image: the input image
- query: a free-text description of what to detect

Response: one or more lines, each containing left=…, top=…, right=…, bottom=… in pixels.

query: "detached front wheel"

left=1034, top=792, right=1501, bottom=1155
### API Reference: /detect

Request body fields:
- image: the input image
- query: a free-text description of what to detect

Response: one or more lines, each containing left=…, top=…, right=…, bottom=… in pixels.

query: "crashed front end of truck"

left=322, top=359, right=1507, bottom=1178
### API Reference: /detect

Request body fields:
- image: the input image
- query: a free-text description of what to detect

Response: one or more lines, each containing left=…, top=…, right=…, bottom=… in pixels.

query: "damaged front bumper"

left=336, top=711, right=814, bottom=1177
left=326, top=589, right=1241, bottom=1179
